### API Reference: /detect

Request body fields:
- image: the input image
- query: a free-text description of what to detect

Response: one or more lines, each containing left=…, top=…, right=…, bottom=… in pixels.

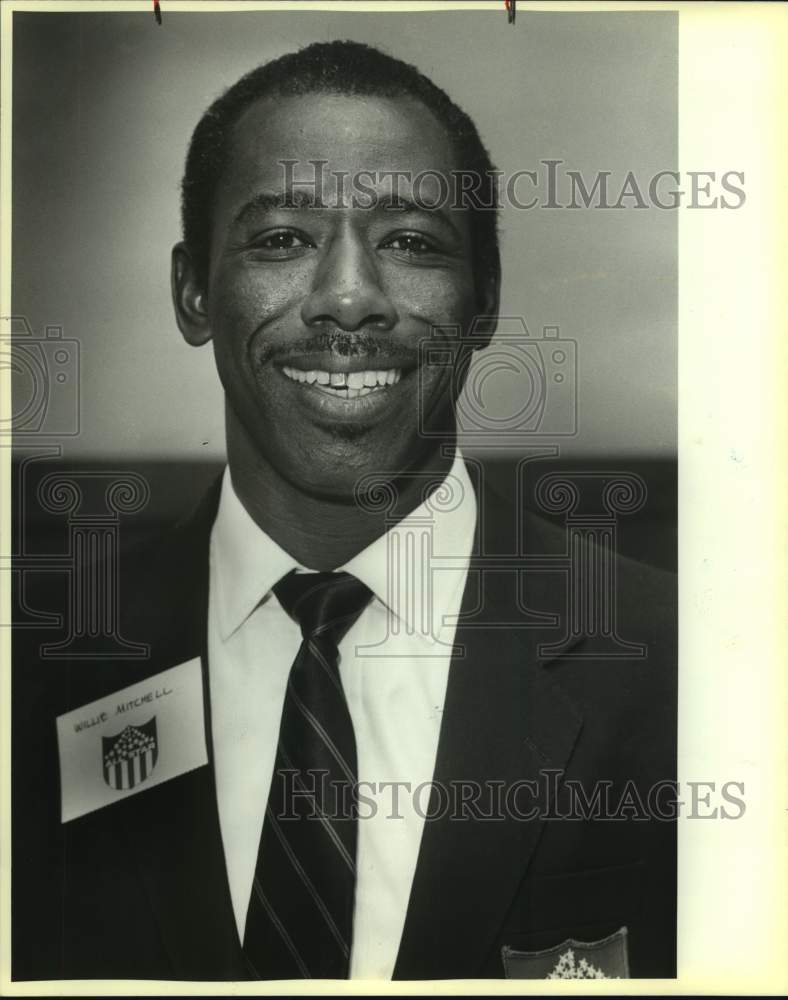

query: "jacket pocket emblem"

left=502, top=926, right=629, bottom=979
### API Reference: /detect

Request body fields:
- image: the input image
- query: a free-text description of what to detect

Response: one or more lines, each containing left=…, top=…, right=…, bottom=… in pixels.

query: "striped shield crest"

left=102, top=718, right=158, bottom=791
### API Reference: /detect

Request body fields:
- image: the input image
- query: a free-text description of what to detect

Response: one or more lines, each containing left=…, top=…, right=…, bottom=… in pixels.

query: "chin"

left=290, top=441, right=430, bottom=506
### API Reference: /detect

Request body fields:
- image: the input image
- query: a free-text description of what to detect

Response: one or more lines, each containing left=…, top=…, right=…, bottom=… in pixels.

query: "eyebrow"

left=231, top=189, right=465, bottom=242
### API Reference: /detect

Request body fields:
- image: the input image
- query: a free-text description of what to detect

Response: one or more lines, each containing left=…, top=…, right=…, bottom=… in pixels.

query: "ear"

left=171, top=242, right=212, bottom=346
left=472, top=264, right=501, bottom=350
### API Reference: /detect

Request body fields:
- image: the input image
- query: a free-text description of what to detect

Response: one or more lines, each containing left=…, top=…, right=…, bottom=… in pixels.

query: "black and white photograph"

left=1, top=0, right=785, bottom=992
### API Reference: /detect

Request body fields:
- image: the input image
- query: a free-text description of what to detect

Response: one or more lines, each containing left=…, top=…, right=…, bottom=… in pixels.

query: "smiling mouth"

left=281, top=365, right=403, bottom=399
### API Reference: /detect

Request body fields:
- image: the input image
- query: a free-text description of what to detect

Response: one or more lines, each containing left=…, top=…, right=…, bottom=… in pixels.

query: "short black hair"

left=180, top=40, right=500, bottom=305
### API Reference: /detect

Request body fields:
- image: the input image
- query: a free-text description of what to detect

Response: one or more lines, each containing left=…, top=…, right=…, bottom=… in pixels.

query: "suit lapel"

left=118, top=748, right=247, bottom=978
left=113, top=475, right=248, bottom=978
left=394, top=501, right=584, bottom=980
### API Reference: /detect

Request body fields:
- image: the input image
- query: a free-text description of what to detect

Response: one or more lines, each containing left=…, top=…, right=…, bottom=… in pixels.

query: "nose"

left=300, top=229, right=398, bottom=332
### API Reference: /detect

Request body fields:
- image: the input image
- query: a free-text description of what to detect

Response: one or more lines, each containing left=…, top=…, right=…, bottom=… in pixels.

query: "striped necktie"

left=243, top=570, right=373, bottom=980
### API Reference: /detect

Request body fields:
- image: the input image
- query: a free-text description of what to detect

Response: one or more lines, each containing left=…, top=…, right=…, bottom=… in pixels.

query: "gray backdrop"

left=12, top=9, right=677, bottom=460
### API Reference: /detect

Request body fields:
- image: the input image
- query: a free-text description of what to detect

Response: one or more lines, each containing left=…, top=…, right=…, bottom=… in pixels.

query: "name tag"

left=56, top=658, right=208, bottom=823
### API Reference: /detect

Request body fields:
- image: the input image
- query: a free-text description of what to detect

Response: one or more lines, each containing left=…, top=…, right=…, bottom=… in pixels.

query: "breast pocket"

left=498, top=861, right=645, bottom=966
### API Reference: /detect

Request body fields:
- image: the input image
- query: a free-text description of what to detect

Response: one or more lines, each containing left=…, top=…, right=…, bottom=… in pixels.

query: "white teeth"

left=282, top=367, right=403, bottom=392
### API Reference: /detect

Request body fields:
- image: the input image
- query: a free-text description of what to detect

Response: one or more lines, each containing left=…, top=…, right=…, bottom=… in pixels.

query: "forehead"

left=220, top=91, right=459, bottom=201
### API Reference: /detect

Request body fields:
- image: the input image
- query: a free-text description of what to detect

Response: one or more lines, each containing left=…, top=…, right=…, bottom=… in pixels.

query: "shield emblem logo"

left=102, top=717, right=158, bottom=791
left=502, top=927, right=629, bottom=979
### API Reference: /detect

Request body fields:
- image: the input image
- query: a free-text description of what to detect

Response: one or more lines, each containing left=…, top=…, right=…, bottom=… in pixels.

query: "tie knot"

left=273, top=570, right=373, bottom=645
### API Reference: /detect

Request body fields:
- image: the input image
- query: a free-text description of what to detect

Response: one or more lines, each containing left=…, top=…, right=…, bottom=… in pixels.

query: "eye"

left=245, top=229, right=315, bottom=259
left=256, top=230, right=311, bottom=250
left=381, top=232, right=439, bottom=255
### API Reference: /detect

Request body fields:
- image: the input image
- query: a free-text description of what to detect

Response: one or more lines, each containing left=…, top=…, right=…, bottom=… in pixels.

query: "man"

left=12, top=40, right=676, bottom=981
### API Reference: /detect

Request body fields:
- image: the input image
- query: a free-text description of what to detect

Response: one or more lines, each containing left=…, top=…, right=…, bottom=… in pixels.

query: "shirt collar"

left=211, top=450, right=476, bottom=646
left=210, top=471, right=302, bottom=642
left=338, top=451, right=476, bottom=645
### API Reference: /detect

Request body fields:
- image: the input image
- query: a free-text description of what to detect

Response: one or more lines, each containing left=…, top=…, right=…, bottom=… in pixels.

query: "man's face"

left=203, top=92, right=479, bottom=499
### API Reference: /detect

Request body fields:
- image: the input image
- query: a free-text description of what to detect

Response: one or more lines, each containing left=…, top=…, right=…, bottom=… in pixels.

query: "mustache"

left=257, top=330, right=420, bottom=364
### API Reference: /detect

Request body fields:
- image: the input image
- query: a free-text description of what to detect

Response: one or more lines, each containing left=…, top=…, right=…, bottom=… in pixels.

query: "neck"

left=225, top=411, right=457, bottom=571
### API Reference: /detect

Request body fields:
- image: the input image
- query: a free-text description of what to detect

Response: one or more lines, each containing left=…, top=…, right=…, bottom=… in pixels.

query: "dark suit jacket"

left=12, top=464, right=676, bottom=981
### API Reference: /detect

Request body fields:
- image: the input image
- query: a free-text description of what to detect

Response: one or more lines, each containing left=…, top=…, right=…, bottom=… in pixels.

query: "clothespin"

left=505, top=0, right=516, bottom=25
left=153, top=0, right=162, bottom=25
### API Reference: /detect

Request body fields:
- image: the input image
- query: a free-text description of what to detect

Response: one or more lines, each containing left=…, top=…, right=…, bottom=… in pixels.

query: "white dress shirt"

left=207, top=450, right=476, bottom=980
